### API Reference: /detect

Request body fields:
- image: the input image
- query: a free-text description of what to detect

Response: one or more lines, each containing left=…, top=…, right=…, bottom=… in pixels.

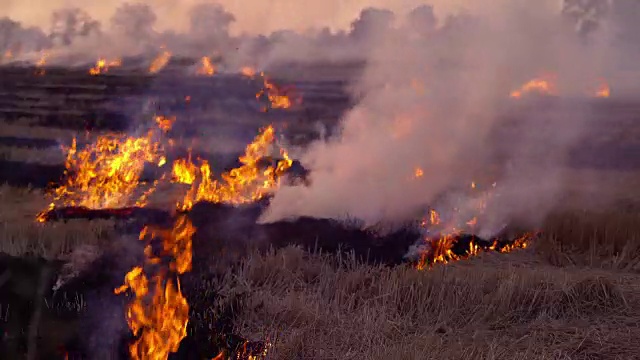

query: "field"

left=0, top=64, right=639, bottom=359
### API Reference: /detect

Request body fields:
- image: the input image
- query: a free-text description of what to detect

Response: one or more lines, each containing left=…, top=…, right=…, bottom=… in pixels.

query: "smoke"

left=0, top=1, right=636, bottom=234
left=258, top=0, right=622, bottom=236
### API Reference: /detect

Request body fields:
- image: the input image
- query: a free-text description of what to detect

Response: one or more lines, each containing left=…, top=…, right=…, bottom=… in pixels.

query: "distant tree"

left=188, top=3, right=235, bottom=40
left=0, top=17, right=21, bottom=52
left=49, top=8, right=101, bottom=46
left=561, top=0, right=611, bottom=37
left=110, top=3, right=157, bottom=39
left=350, top=7, right=395, bottom=43
left=405, top=4, right=437, bottom=37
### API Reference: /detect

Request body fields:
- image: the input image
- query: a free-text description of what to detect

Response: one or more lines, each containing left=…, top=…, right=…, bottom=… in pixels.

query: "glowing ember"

left=510, top=75, right=557, bottom=98
left=197, top=56, right=216, bottom=76
left=115, top=215, right=194, bottom=360
left=175, top=126, right=292, bottom=211
left=36, top=131, right=165, bottom=221
left=89, top=58, right=122, bottom=75
left=149, top=51, right=172, bottom=74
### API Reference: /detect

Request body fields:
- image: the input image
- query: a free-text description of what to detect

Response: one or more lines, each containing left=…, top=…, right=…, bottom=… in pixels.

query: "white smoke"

left=258, top=0, right=623, bottom=237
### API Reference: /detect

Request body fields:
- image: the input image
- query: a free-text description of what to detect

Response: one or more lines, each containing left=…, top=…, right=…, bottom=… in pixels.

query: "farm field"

left=0, top=63, right=639, bottom=360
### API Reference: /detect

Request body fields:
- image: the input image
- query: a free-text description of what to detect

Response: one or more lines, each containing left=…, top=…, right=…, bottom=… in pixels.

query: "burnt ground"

left=0, top=64, right=639, bottom=359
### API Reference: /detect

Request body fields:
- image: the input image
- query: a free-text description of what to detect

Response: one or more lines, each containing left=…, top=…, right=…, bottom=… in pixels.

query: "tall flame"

left=149, top=51, right=172, bottom=74
left=174, top=126, right=292, bottom=211
left=115, top=215, right=194, bottom=360
left=197, top=57, right=216, bottom=76
left=36, top=131, right=165, bottom=221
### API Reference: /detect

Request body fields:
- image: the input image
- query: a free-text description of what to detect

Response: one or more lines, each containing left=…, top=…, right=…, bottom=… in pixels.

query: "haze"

left=4, top=0, right=491, bottom=34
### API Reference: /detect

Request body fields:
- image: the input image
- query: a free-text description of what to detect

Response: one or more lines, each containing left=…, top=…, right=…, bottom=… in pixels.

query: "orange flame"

left=197, top=57, right=216, bottom=76
left=510, top=75, right=557, bottom=98
left=149, top=51, right=172, bottom=74
left=174, top=126, right=292, bottom=211
left=34, top=52, right=48, bottom=75
left=36, top=131, right=165, bottom=221
left=155, top=115, right=175, bottom=133
left=115, top=215, right=194, bottom=360
left=414, top=167, right=424, bottom=178
left=255, top=75, right=300, bottom=112
left=89, top=58, right=122, bottom=75
left=595, top=81, right=610, bottom=98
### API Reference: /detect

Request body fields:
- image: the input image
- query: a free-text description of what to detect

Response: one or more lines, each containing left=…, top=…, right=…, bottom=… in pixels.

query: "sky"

left=2, top=0, right=477, bottom=34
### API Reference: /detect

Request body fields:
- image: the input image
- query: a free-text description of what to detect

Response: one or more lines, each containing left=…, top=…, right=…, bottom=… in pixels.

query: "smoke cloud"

left=1, top=0, right=637, bottom=236
left=259, top=0, right=630, bottom=236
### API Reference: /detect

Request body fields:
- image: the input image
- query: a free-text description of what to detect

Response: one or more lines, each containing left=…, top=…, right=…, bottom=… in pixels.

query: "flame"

left=414, top=167, right=424, bottom=178
left=149, top=51, right=172, bottom=74
left=416, top=231, right=532, bottom=270
left=595, top=81, right=610, bottom=98
left=34, top=52, right=48, bottom=75
left=240, top=66, right=256, bottom=78
left=172, top=155, right=198, bottom=185
left=197, top=57, right=216, bottom=76
left=414, top=183, right=534, bottom=269
left=155, top=115, right=175, bottom=133
left=175, top=126, right=292, bottom=211
left=510, top=75, right=557, bottom=98
left=89, top=58, right=122, bottom=75
left=256, top=76, right=297, bottom=111
left=36, top=131, right=165, bottom=221
left=115, top=215, right=194, bottom=360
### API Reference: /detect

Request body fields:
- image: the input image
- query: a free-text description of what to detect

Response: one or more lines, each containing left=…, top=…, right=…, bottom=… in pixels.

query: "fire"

left=415, top=183, right=533, bottom=270
left=256, top=76, right=299, bottom=111
left=172, top=155, right=198, bottom=185
left=416, top=226, right=533, bottom=270
left=115, top=214, right=194, bottom=360
left=240, top=66, right=256, bottom=78
left=595, top=81, right=610, bottom=98
left=149, top=51, right=172, bottom=74
left=197, top=57, right=216, bottom=76
left=89, top=58, right=122, bottom=75
left=174, top=126, right=292, bottom=211
left=510, top=75, right=557, bottom=98
left=34, top=52, right=48, bottom=75
left=414, top=167, right=424, bottom=178
left=36, top=131, right=165, bottom=221
left=155, top=115, right=175, bottom=133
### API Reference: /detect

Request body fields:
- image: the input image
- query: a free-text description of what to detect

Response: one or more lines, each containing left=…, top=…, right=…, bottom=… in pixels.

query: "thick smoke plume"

left=260, top=0, right=634, bottom=236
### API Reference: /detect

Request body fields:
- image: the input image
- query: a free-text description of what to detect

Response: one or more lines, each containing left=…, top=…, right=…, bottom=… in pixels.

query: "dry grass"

left=210, top=246, right=639, bottom=360
left=0, top=184, right=116, bottom=258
